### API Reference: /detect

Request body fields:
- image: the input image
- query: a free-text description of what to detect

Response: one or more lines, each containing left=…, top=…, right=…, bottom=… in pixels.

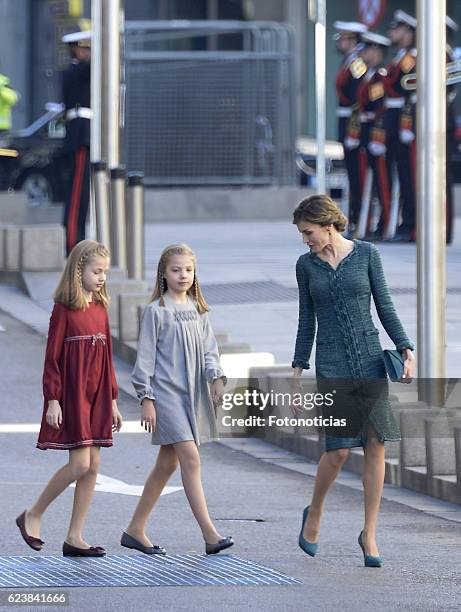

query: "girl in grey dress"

left=121, top=244, right=233, bottom=556
left=292, top=195, right=415, bottom=567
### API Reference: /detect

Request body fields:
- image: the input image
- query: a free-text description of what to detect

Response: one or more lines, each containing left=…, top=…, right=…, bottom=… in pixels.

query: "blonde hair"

left=150, top=243, right=209, bottom=314
left=54, top=240, right=111, bottom=310
left=292, top=194, right=348, bottom=232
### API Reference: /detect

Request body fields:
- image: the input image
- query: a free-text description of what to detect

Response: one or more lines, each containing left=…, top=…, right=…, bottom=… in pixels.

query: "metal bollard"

left=109, top=166, right=127, bottom=270
left=91, top=161, right=111, bottom=249
left=126, top=172, right=145, bottom=280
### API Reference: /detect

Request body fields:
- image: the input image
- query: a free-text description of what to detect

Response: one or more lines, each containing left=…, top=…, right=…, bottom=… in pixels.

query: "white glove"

left=368, top=141, right=387, bottom=156
left=344, top=137, right=360, bottom=150
left=399, top=129, right=415, bottom=144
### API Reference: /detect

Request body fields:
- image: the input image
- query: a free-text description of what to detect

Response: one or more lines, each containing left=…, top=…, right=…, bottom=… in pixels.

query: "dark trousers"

left=361, top=123, right=391, bottom=235
left=62, top=146, right=90, bottom=256
left=384, top=108, right=416, bottom=238
left=339, top=117, right=366, bottom=227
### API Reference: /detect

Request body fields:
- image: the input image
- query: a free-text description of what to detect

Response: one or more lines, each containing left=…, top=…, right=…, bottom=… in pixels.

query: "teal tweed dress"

left=292, top=239, right=414, bottom=448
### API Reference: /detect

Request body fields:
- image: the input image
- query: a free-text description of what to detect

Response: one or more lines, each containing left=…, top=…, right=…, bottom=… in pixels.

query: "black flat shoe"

left=16, top=511, right=44, bottom=551
left=121, top=531, right=166, bottom=555
left=62, top=541, right=106, bottom=557
left=205, top=536, right=234, bottom=555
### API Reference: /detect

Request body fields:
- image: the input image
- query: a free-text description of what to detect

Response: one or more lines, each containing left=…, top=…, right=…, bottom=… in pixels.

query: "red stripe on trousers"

left=67, top=148, right=86, bottom=253
left=376, top=155, right=391, bottom=229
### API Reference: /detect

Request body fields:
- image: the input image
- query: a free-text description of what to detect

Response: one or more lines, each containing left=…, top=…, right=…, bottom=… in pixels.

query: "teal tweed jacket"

left=292, top=239, right=414, bottom=441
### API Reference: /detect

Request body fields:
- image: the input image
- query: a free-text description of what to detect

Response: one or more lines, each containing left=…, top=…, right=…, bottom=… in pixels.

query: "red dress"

left=37, top=301, right=118, bottom=450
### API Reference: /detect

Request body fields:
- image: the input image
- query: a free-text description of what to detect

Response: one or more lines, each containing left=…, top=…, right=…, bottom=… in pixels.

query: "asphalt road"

left=1, top=309, right=461, bottom=611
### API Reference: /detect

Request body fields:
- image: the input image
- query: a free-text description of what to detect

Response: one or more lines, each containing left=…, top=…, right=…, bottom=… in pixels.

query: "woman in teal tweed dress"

left=292, top=195, right=415, bottom=565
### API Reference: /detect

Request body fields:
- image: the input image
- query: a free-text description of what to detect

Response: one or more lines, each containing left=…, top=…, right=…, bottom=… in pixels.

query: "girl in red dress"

left=15, top=240, right=123, bottom=557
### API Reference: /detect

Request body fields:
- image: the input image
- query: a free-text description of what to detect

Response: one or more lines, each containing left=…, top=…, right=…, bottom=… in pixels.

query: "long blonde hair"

left=150, top=243, right=209, bottom=314
left=54, top=240, right=111, bottom=310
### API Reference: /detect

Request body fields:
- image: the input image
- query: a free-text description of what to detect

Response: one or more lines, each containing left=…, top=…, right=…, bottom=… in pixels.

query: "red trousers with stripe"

left=63, top=146, right=90, bottom=256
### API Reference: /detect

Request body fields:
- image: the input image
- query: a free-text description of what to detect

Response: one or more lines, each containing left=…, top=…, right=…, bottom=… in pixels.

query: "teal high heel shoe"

left=358, top=531, right=383, bottom=568
left=298, top=506, right=318, bottom=557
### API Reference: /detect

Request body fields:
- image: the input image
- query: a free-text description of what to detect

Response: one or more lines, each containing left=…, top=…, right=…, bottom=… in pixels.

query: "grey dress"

left=292, top=240, right=414, bottom=443
left=132, top=295, right=225, bottom=446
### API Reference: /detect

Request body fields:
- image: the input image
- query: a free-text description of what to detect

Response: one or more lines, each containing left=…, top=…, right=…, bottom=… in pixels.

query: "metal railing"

left=123, top=21, right=296, bottom=186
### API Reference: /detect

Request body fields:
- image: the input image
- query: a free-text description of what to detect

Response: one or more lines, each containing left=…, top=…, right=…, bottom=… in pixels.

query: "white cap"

left=361, top=32, right=391, bottom=47
left=62, top=30, right=91, bottom=44
left=446, top=16, right=459, bottom=32
left=333, top=21, right=368, bottom=39
left=393, top=10, right=417, bottom=29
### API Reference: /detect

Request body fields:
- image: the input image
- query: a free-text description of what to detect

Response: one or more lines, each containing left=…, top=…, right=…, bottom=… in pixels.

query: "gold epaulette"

left=350, top=57, right=367, bottom=79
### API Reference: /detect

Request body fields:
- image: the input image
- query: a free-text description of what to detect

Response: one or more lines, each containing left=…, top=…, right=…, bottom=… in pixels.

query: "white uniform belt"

left=359, top=112, right=376, bottom=122
left=66, top=107, right=92, bottom=120
left=336, top=107, right=352, bottom=117
left=384, top=97, right=405, bottom=109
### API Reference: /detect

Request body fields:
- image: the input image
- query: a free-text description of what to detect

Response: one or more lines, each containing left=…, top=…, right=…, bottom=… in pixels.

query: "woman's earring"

left=159, top=275, right=164, bottom=296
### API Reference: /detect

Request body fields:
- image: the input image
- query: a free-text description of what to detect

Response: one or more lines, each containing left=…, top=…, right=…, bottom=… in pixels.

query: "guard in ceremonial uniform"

left=384, top=11, right=417, bottom=242
left=446, top=16, right=458, bottom=244
left=358, top=32, right=392, bottom=240
left=333, top=21, right=368, bottom=236
left=61, top=30, right=91, bottom=256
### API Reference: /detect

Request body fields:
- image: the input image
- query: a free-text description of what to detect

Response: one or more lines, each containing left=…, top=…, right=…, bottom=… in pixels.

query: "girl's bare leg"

left=303, top=448, right=351, bottom=542
left=24, top=447, right=92, bottom=540
left=66, top=447, right=101, bottom=548
left=125, top=444, right=178, bottom=547
left=173, top=440, right=224, bottom=544
left=361, top=427, right=385, bottom=557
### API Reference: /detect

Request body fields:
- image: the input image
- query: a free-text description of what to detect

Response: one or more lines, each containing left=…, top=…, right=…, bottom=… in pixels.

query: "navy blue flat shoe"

left=205, top=536, right=234, bottom=555
left=298, top=506, right=318, bottom=557
left=121, top=531, right=166, bottom=555
left=358, top=531, right=383, bottom=568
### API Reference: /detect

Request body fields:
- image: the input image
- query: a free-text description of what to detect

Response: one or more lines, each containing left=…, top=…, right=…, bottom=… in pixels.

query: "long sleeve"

left=0, top=84, right=18, bottom=106
left=132, top=305, right=159, bottom=403
left=105, top=312, right=119, bottom=400
left=292, top=257, right=316, bottom=369
left=368, top=244, right=414, bottom=351
left=202, top=313, right=225, bottom=383
left=42, top=304, right=67, bottom=401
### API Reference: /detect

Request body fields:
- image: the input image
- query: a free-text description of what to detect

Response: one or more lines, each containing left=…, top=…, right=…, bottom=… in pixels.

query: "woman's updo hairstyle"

left=292, top=194, right=348, bottom=233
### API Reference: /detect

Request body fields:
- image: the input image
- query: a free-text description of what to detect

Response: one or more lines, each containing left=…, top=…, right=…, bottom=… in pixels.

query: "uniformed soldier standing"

left=358, top=32, right=392, bottom=240
left=61, top=30, right=91, bottom=256
left=384, top=10, right=417, bottom=242
left=333, top=21, right=368, bottom=236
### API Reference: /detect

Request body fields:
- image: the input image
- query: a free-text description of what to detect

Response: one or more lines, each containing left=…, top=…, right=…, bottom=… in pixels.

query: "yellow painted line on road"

left=0, top=421, right=149, bottom=433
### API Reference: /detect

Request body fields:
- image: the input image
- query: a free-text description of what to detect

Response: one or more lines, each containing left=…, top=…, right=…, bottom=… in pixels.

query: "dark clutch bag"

left=382, top=349, right=405, bottom=382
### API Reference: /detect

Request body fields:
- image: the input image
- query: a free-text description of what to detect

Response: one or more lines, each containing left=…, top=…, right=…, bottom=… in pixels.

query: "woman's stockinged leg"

left=25, top=446, right=92, bottom=541
left=125, top=444, right=178, bottom=547
left=173, top=440, right=223, bottom=545
left=304, top=448, right=350, bottom=542
left=362, top=427, right=385, bottom=557
left=66, top=447, right=101, bottom=547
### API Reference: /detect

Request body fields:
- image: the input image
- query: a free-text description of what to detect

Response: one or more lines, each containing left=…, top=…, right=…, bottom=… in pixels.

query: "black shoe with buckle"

left=62, top=541, right=106, bottom=557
